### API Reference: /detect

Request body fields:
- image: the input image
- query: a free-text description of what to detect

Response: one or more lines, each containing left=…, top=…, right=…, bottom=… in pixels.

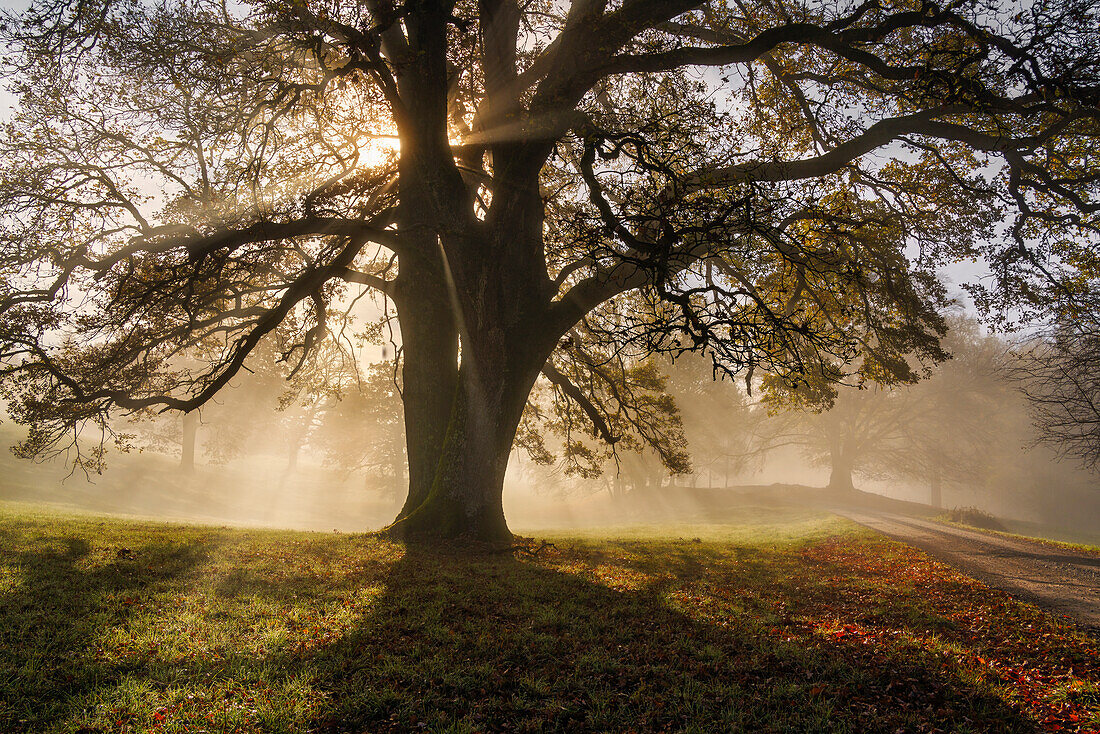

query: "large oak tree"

left=0, top=0, right=1097, bottom=542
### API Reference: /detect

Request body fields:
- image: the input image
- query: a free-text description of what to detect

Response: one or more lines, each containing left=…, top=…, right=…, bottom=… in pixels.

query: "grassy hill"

left=0, top=502, right=1097, bottom=733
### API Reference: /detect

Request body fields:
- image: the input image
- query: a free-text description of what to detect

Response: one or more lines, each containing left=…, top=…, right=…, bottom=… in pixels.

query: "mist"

left=2, top=316, right=1097, bottom=547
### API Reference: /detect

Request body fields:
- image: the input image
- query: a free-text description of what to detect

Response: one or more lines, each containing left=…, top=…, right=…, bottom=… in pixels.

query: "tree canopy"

left=0, top=0, right=1097, bottom=541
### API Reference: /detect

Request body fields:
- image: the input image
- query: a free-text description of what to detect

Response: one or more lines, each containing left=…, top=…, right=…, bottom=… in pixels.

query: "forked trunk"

left=387, top=349, right=542, bottom=544
left=383, top=20, right=559, bottom=541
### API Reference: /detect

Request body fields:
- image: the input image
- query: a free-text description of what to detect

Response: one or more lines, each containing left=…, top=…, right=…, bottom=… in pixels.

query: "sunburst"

left=354, top=133, right=400, bottom=169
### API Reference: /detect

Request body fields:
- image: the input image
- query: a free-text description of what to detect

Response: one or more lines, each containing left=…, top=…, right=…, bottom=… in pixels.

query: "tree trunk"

left=392, top=267, right=459, bottom=521
left=386, top=348, right=543, bottom=544
left=827, top=447, right=854, bottom=492
left=382, top=3, right=561, bottom=543
left=388, top=1, right=467, bottom=525
left=387, top=201, right=554, bottom=543
left=930, top=465, right=943, bottom=508
left=180, top=411, right=198, bottom=474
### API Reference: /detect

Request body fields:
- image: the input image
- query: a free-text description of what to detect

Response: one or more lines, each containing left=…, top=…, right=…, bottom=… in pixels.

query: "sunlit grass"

left=936, top=517, right=1100, bottom=556
left=0, top=502, right=1096, bottom=733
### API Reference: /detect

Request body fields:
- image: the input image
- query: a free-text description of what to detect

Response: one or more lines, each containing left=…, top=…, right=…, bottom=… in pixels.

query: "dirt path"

left=840, top=511, right=1100, bottom=633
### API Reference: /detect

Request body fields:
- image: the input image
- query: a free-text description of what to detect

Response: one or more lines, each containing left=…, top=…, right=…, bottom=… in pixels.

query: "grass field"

left=0, top=502, right=1097, bottom=733
left=936, top=519, right=1100, bottom=557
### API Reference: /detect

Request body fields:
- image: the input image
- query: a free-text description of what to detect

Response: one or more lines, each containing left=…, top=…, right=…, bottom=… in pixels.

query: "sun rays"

left=353, top=133, right=400, bottom=170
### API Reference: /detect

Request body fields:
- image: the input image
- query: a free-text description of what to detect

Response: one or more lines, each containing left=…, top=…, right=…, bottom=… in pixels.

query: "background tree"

left=1, top=0, right=1097, bottom=542
left=887, top=321, right=1012, bottom=506
left=116, top=334, right=345, bottom=474
left=312, top=360, right=408, bottom=500
left=664, top=353, right=752, bottom=489
left=744, top=318, right=1011, bottom=502
left=1011, top=317, right=1100, bottom=472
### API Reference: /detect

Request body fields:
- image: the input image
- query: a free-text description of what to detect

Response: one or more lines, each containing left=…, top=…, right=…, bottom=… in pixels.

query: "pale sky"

left=0, top=0, right=993, bottom=321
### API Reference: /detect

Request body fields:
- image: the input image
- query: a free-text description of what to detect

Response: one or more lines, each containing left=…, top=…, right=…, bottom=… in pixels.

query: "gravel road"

left=840, top=511, right=1100, bottom=633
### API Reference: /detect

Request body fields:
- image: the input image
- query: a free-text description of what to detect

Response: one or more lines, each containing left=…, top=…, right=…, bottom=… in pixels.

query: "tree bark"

left=386, top=345, right=544, bottom=544
left=392, top=255, right=459, bottom=521
left=387, top=0, right=467, bottom=525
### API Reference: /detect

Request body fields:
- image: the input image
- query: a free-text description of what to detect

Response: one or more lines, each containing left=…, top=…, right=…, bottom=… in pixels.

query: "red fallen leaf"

left=809, top=684, right=827, bottom=696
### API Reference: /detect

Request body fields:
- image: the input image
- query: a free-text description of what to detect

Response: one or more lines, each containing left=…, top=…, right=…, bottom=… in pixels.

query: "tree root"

left=500, top=539, right=558, bottom=558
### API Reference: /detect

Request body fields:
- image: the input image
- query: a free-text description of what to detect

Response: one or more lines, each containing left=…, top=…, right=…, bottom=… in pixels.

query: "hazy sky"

left=0, top=0, right=991, bottom=315
left=0, top=0, right=21, bottom=115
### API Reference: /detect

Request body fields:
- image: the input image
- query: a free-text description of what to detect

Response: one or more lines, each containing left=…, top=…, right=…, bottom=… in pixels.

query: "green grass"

left=933, top=515, right=1100, bottom=557
left=936, top=508, right=1008, bottom=532
left=0, top=502, right=1097, bottom=733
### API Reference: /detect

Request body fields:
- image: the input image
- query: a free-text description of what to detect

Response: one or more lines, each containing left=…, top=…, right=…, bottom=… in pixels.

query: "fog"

left=5, top=433, right=1095, bottom=546
left=2, top=322, right=1098, bottom=546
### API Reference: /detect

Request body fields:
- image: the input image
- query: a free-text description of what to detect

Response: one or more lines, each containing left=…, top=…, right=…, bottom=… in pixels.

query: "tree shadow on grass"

left=0, top=529, right=1067, bottom=733
left=280, top=544, right=1041, bottom=734
left=0, top=532, right=209, bottom=732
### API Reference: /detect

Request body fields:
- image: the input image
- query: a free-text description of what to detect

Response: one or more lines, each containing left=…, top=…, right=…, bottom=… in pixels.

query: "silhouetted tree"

left=746, top=318, right=1010, bottom=501
left=664, top=354, right=752, bottom=489
left=118, top=336, right=346, bottom=473
left=1, top=0, right=1097, bottom=542
left=1012, top=318, right=1100, bottom=472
